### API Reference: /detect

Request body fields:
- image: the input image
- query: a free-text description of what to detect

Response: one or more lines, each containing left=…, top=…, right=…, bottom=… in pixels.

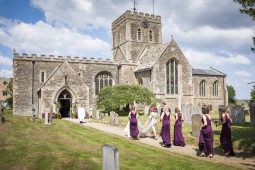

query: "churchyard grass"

left=0, top=110, right=240, bottom=170
left=95, top=110, right=255, bottom=153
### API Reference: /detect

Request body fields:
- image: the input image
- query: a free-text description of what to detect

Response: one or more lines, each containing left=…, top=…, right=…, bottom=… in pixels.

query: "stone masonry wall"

left=192, top=75, right=226, bottom=110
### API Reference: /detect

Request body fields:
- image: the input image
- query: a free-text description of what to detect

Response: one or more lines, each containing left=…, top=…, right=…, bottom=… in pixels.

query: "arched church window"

left=213, top=80, right=218, bottom=96
left=199, top=80, right=206, bottom=96
left=40, top=71, right=46, bottom=83
left=95, top=71, right=113, bottom=95
left=166, top=59, right=178, bottom=95
left=149, top=30, right=153, bottom=42
left=137, top=28, right=141, bottom=40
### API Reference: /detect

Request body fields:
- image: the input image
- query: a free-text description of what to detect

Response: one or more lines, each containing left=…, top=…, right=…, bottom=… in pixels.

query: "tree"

left=97, top=85, right=158, bottom=112
left=233, top=0, right=255, bottom=52
left=227, top=85, right=236, bottom=104
left=251, top=85, right=255, bottom=101
left=6, top=78, right=13, bottom=109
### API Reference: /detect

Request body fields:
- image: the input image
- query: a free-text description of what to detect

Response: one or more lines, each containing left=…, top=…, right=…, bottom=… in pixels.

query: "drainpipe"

left=32, top=60, right=35, bottom=120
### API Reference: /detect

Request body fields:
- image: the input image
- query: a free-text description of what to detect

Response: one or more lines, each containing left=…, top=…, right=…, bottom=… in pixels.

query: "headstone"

left=244, top=109, right=249, bottom=116
left=144, top=106, right=150, bottom=115
left=250, top=101, right=255, bottom=125
left=227, top=103, right=235, bottom=113
left=230, top=105, right=245, bottom=124
left=192, top=114, right=203, bottom=137
left=96, top=110, right=100, bottom=120
left=182, top=104, right=198, bottom=125
left=44, top=112, right=49, bottom=124
left=100, top=113, right=105, bottom=120
left=102, top=144, right=119, bottom=170
left=105, top=113, right=109, bottom=117
left=110, top=111, right=119, bottom=126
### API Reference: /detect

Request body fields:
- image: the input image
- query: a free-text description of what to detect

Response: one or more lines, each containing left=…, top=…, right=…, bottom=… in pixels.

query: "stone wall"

left=13, top=53, right=121, bottom=116
left=192, top=75, right=227, bottom=110
left=112, top=10, right=162, bottom=63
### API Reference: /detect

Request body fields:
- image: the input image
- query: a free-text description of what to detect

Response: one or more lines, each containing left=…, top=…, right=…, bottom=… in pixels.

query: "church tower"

left=112, top=10, right=162, bottom=63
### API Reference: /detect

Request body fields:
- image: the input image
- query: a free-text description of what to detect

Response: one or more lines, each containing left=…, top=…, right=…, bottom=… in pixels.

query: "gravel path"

left=65, top=118, right=255, bottom=170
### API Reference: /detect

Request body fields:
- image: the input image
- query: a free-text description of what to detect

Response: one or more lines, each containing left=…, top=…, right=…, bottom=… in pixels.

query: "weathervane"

left=132, top=0, right=137, bottom=12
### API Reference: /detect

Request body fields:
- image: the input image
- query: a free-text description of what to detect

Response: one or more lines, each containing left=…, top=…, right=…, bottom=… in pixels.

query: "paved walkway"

left=65, top=118, right=255, bottom=170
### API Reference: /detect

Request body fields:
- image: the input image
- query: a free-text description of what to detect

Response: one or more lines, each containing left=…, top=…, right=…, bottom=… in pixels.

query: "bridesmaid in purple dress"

left=199, top=106, right=214, bottom=158
left=220, top=108, right=235, bottom=156
left=160, top=107, right=171, bottom=147
left=128, top=106, right=139, bottom=140
left=173, top=107, right=185, bottom=147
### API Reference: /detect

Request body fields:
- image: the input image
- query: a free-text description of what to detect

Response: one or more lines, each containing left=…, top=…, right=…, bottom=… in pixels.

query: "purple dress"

left=160, top=112, right=171, bottom=146
left=199, top=115, right=214, bottom=155
left=220, top=114, right=235, bottom=155
left=130, top=112, right=139, bottom=138
left=173, top=113, right=185, bottom=146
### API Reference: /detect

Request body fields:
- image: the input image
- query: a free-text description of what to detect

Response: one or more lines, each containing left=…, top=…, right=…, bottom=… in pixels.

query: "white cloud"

left=184, top=49, right=251, bottom=68
left=0, top=69, right=12, bottom=78
left=0, top=19, right=111, bottom=57
left=0, top=54, right=12, bottom=66
left=31, top=0, right=128, bottom=29
left=234, top=71, right=251, bottom=77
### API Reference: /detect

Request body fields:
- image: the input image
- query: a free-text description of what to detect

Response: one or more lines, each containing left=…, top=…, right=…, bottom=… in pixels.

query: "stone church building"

left=13, top=10, right=228, bottom=117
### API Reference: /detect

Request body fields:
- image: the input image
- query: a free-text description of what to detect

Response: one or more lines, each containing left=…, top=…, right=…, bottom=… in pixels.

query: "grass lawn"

left=96, top=110, right=255, bottom=153
left=0, top=110, right=240, bottom=170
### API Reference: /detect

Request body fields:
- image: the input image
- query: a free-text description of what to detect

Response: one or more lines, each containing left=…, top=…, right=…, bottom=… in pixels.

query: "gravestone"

left=102, top=144, right=119, bottom=170
left=230, top=105, right=245, bottom=124
left=44, top=112, right=49, bottom=124
left=105, top=113, right=109, bottom=117
left=250, top=101, right=255, bottom=125
left=99, top=113, right=105, bottom=120
left=96, top=110, right=100, bottom=120
left=144, top=106, right=150, bottom=115
left=181, top=104, right=201, bottom=125
left=227, top=103, right=235, bottom=112
left=244, top=109, right=249, bottom=116
left=110, top=111, right=119, bottom=126
left=192, top=114, right=202, bottom=137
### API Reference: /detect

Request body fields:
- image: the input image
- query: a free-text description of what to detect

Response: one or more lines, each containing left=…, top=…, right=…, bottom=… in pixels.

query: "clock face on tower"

left=141, top=18, right=149, bottom=28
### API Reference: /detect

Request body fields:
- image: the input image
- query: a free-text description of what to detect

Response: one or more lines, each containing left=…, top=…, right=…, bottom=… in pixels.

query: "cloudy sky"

left=0, top=0, right=254, bottom=99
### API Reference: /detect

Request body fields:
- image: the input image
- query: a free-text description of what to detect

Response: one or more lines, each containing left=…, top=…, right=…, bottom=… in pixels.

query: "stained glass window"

left=166, top=59, right=178, bottom=94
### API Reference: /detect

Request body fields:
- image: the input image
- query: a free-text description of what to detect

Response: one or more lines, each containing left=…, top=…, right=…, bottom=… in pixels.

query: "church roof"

left=135, top=43, right=168, bottom=72
left=192, top=68, right=225, bottom=76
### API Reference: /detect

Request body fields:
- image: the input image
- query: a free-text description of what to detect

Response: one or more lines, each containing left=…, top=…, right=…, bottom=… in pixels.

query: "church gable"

left=38, top=61, right=89, bottom=92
